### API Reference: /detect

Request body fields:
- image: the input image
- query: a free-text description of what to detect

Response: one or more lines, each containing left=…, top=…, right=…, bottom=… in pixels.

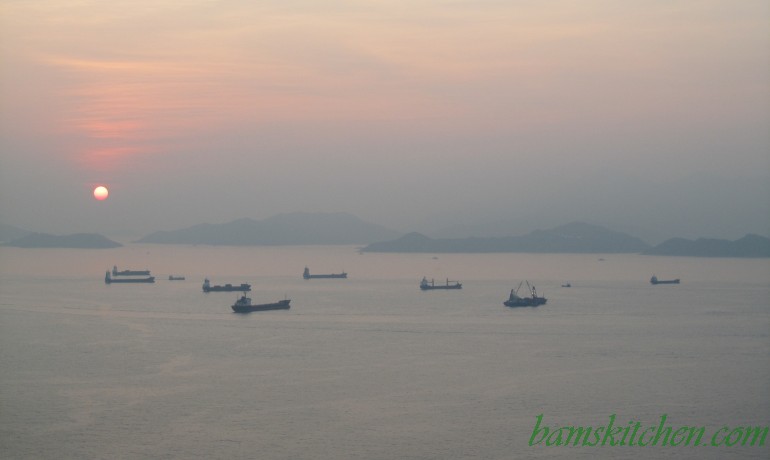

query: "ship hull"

left=650, top=279, right=680, bottom=285
left=303, top=267, right=347, bottom=279
left=232, top=299, right=291, bottom=313
left=112, top=266, right=150, bottom=276
left=203, top=285, right=251, bottom=292
left=504, top=298, right=546, bottom=307
left=420, top=277, right=462, bottom=290
left=105, top=277, right=155, bottom=284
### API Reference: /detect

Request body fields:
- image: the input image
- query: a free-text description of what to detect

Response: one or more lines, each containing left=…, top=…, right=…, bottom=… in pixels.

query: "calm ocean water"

left=1, top=245, right=768, bottom=459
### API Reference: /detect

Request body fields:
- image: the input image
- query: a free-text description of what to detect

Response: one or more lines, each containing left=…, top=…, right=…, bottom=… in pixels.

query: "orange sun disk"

left=93, top=186, right=109, bottom=200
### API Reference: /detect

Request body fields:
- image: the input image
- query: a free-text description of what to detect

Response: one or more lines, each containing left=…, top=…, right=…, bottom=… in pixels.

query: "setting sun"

left=93, top=185, right=109, bottom=200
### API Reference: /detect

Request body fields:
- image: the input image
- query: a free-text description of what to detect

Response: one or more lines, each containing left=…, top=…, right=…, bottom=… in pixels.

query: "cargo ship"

left=231, top=295, right=291, bottom=313
left=420, top=277, right=462, bottom=290
left=504, top=281, right=546, bottom=307
left=105, top=271, right=155, bottom=284
left=303, top=267, right=347, bottom=279
left=112, top=266, right=151, bottom=276
left=202, top=278, right=251, bottom=292
left=650, top=275, right=680, bottom=285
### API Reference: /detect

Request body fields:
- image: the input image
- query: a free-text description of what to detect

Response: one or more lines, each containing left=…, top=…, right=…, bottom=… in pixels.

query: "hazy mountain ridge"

left=644, top=234, right=770, bottom=257
left=363, top=222, right=651, bottom=253
left=365, top=223, right=770, bottom=257
left=4, top=232, right=122, bottom=248
left=4, top=214, right=768, bottom=256
left=0, top=223, right=32, bottom=242
left=135, top=212, right=402, bottom=245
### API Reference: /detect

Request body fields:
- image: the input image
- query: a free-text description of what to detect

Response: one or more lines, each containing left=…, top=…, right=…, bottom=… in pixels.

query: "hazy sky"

left=1, top=0, right=768, bottom=242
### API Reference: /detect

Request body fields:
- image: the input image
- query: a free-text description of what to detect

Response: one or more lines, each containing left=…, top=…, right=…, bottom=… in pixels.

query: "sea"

left=1, top=244, right=768, bottom=459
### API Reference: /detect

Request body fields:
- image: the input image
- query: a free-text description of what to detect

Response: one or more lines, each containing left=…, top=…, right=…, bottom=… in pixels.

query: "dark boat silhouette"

left=168, top=275, right=185, bottom=281
left=303, top=267, right=347, bottom=279
left=650, top=275, right=680, bottom=285
left=202, top=278, right=251, bottom=292
left=420, top=277, right=462, bottom=290
left=105, top=271, right=155, bottom=284
left=112, top=265, right=150, bottom=276
left=231, top=295, right=290, bottom=313
left=504, top=281, right=546, bottom=307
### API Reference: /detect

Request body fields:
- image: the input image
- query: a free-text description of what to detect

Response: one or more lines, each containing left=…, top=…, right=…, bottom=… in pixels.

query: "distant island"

left=362, top=222, right=651, bottom=254
left=0, top=223, right=31, bottom=242
left=135, top=212, right=402, bottom=246
left=3, top=215, right=768, bottom=257
left=362, top=223, right=770, bottom=257
left=4, top=232, right=122, bottom=249
left=644, top=234, right=770, bottom=258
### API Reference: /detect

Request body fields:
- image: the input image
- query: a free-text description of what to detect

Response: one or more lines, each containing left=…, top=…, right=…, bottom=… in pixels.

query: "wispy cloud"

left=2, top=0, right=767, bottom=195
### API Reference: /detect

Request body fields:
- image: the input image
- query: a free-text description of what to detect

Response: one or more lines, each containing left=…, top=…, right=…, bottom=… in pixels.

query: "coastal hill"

left=644, top=234, right=770, bottom=257
left=4, top=232, right=122, bottom=248
left=362, top=222, right=651, bottom=253
left=0, top=223, right=31, bottom=242
left=135, top=212, right=402, bottom=245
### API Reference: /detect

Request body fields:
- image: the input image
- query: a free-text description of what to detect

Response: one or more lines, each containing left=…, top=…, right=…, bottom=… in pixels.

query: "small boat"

left=650, top=275, right=680, bottom=285
left=112, top=265, right=151, bottom=276
left=504, top=281, right=546, bottom=307
left=231, top=295, right=291, bottom=313
left=420, top=277, right=462, bottom=290
left=168, top=275, right=185, bottom=281
left=105, top=271, right=155, bottom=284
left=202, top=278, right=251, bottom=292
left=303, top=267, right=347, bottom=279
left=561, top=283, right=571, bottom=288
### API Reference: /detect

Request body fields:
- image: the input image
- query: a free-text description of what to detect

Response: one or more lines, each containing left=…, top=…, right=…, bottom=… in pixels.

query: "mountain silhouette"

left=135, top=212, right=401, bottom=245
left=363, top=222, right=650, bottom=253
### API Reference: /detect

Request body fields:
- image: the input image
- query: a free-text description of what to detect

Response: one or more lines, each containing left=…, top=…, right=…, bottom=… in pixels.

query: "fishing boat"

left=420, top=277, right=462, bottom=290
left=231, top=295, right=291, bottom=313
left=202, top=278, right=251, bottom=292
left=303, top=267, right=347, bottom=279
left=650, top=275, right=680, bottom=285
left=504, top=281, right=546, bottom=307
